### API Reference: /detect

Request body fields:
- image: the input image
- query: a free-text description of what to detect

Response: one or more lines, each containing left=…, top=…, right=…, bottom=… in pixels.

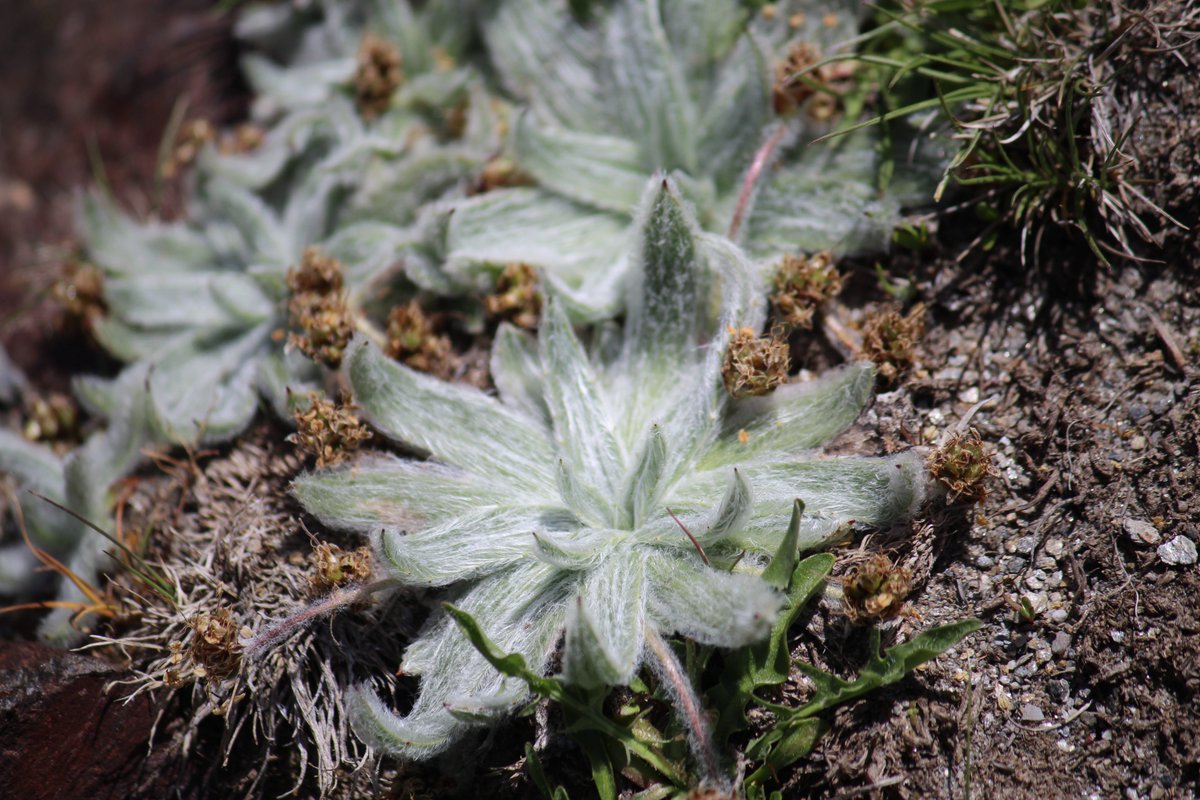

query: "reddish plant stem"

left=727, top=124, right=789, bottom=242
left=242, top=579, right=395, bottom=659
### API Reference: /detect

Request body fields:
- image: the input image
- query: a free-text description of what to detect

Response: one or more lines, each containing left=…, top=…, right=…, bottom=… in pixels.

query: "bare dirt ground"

left=1, top=2, right=1197, bottom=799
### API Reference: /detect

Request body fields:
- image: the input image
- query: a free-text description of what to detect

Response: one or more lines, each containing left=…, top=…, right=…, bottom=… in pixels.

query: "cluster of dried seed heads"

left=474, top=156, right=535, bottom=194
left=772, top=41, right=857, bottom=121
left=484, top=262, right=541, bottom=330
left=860, top=303, right=925, bottom=385
left=52, top=262, right=105, bottom=326
left=287, top=248, right=354, bottom=368
left=309, top=542, right=373, bottom=595
left=22, top=393, right=78, bottom=446
left=929, top=428, right=994, bottom=503
left=841, top=553, right=911, bottom=623
left=722, top=326, right=790, bottom=398
left=355, top=33, right=403, bottom=119
left=771, top=251, right=843, bottom=329
left=386, top=301, right=454, bottom=378
left=186, top=607, right=244, bottom=682
left=288, top=392, right=373, bottom=468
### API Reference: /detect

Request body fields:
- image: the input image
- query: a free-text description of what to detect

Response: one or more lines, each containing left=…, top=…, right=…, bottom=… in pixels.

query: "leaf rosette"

left=294, top=177, right=928, bottom=759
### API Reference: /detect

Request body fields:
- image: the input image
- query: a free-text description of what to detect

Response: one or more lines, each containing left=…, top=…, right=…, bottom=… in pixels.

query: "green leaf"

left=562, top=547, right=647, bottom=687
left=348, top=339, right=558, bottom=494
left=761, top=499, right=804, bottom=591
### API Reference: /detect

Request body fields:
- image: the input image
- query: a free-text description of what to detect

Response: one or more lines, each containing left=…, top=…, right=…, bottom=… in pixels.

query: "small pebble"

left=976, top=555, right=995, bottom=569
left=1015, top=536, right=1036, bottom=555
left=1049, top=608, right=1069, bottom=624
left=1158, top=535, right=1197, bottom=566
left=1150, top=399, right=1171, bottom=416
left=959, top=386, right=980, bottom=404
left=1021, top=704, right=1045, bottom=722
left=1130, top=435, right=1147, bottom=451
left=1052, top=632, right=1072, bottom=656
left=1124, top=518, right=1162, bottom=546
left=1128, top=403, right=1150, bottom=422
left=1006, top=557, right=1027, bottom=574
left=1047, top=678, right=1070, bottom=703
left=1044, top=537, right=1064, bottom=557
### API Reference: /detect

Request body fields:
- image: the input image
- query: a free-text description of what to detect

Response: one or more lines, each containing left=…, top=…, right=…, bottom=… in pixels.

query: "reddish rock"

left=0, top=641, right=162, bottom=800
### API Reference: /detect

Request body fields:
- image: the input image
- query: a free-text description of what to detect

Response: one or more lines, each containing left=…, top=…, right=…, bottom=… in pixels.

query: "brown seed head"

left=722, top=326, right=790, bottom=398
left=289, top=392, right=372, bottom=468
left=386, top=301, right=454, bottom=378
left=475, top=157, right=536, bottom=194
left=861, top=303, right=925, bottom=385
left=189, top=607, right=242, bottom=681
left=771, top=251, right=843, bottom=329
left=929, top=428, right=995, bottom=503
left=842, top=553, right=910, bottom=623
left=355, top=33, right=403, bottom=120
left=485, top=262, right=541, bottom=330
left=287, top=248, right=352, bottom=367
left=51, top=262, right=105, bottom=325
left=310, top=542, right=373, bottom=594
left=22, top=393, right=79, bottom=445
left=773, top=42, right=820, bottom=115
left=219, top=123, right=265, bottom=155
left=163, top=119, right=216, bottom=178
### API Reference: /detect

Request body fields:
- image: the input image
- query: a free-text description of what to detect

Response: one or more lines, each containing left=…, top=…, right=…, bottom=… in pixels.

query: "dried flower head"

left=385, top=301, right=453, bottom=378
left=163, top=119, right=216, bottom=178
left=310, top=542, right=373, bottom=594
left=355, top=33, right=403, bottom=119
left=287, top=248, right=353, bottom=367
left=722, top=326, right=790, bottom=398
left=861, top=303, right=925, bottom=385
left=842, top=553, right=911, bottom=623
left=773, top=42, right=821, bottom=115
left=474, top=156, right=535, bottom=194
left=22, top=393, right=79, bottom=445
left=929, top=428, right=994, bottom=503
left=189, top=607, right=243, bottom=681
left=51, top=262, right=105, bottom=325
left=484, top=262, right=541, bottom=330
left=289, top=392, right=372, bottom=468
left=219, top=123, right=265, bottom=155
left=771, top=251, right=843, bottom=329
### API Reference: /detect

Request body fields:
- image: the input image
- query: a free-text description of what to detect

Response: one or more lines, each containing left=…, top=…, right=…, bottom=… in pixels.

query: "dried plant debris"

left=22, top=392, right=79, bottom=446
left=289, top=392, right=372, bottom=469
left=474, top=156, right=535, bottom=194
left=929, top=428, right=994, bottom=503
left=385, top=301, right=453, bottom=378
left=722, top=326, right=790, bottom=398
left=860, top=303, right=925, bottom=385
left=841, top=553, right=911, bottom=623
left=51, top=262, right=105, bottom=325
left=771, top=251, right=843, bottom=330
left=163, top=119, right=216, bottom=178
left=355, top=33, right=403, bottom=120
left=484, top=262, right=541, bottom=330
left=310, top=542, right=373, bottom=595
left=287, top=248, right=354, bottom=368
left=102, top=434, right=412, bottom=798
left=772, top=41, right=857, bottom=120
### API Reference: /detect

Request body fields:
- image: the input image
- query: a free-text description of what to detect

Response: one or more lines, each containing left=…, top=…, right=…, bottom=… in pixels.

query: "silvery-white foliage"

left=0, top=364, right=157, bottom=643
left=421, top=0, right=946, bottom=320
left=293, top=176, right=929, bottom=760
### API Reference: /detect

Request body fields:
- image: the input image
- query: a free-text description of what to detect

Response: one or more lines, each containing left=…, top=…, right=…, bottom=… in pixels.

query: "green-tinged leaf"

left=525, top=743, right=571, bottom=800
left=744, top=717, right=825, bottom=782
left=78, top=193, right=214, bottom=276
left=486, top=0, right=608, bottom=132
left=376, top=505, right=578, bottom=587
left=645, top=549, right=778, bottom=648
left=348, top=339, right=557, bottom=494
left=441, top=188, right=628, bottom=290
left=623, top=178, right=702, bottom=369
left=782, top=620, right=983, bottom=719
left=351, top=563, right=570, bottom=760
left=562, top=548, right=646, bottom=687
left=625, top=424, right=667, bottom=527
left=240, top=53, right=355, bottom=109
left=701, top=363, right=876, bottom=468
left=761, top=499, right=804, bottom=591
left=605, top=0, right=696, bottom=174
left=701, top=468, right=751, bottom=545
left=695, top=33, right=772, bottom=190
left=512, top=112, right=647, bottom=213
left=541, top=301, right=626, bottom=516
left=293, top=455, right=519, bottom=533
left=491, top=323, right=550, bottom=427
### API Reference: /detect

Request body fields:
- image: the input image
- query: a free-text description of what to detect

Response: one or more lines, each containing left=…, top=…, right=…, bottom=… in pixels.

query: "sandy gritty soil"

left=0, top=2, right=1196, bottom=799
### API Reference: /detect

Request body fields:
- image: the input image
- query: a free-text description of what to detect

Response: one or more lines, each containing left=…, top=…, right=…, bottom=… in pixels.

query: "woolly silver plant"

left=417, top=0, right=946, bottom=319
left=293, top=177, right=929, bottom=769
